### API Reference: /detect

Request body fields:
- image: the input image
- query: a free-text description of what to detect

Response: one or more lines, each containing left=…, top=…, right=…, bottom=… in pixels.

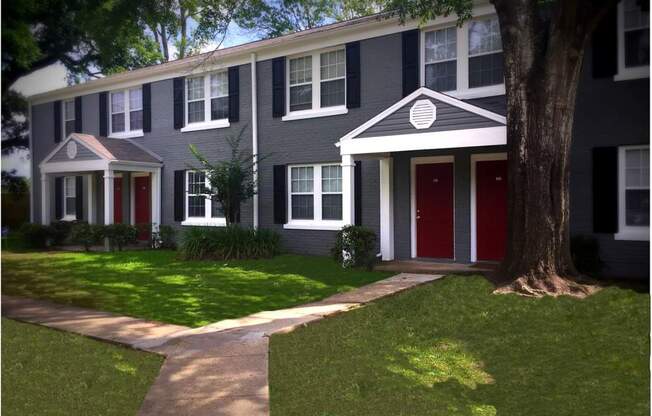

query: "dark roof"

left=71, top=133, right=162, bottom=164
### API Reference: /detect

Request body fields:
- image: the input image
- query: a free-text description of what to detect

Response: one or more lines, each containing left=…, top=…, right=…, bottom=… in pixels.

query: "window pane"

left=291, top=167, right=313, bottom=192
left=130, top=110, right=143, bottom=130
left=322, top=194, right=342, bottom=220
left=65, top=120, right=76, bottom=136
left=624, top=0, right=649, bottom=30
left=187, top=77, right=204, bottom=100
left=111, top=92, right=125, bottom=113
left=211, top=72, right=228, bottom=97
left=290, top=85, right=312, bottom=111
left=320, top=79, right=345, bottom=107
left=129, top=88, right=142, bottom=110
left=626, top=148, right=650, bottom=187
left=469, top=52, right=504, bottom=88
left=188, top=196, right=206, bottom=217
left=626, top=189, right=650, bottom=226
left=291, top=195, right=314, bottom=219
left=425, top=61, right=457, bottom=91
left=188, top=171, right=206, bottom=194
left=64, top=100, right=75, bottom=120
left=65, top=177, right=76, bottom=196
left=211, top=197, right=224, bottom=218
left=289, top=56, right=312, bottom=85
left=322, top=165, right=342, bottom=192
left=112, top=113, right=125, bottom=132
left=211, top=96, right=229, bottom=120
left=320, top=50, right=345, bottom=80
left=188, top=100, right=205, bottom=123
left=65, top=197, right=76, bottom=216
left=469, top=18, right=502, bottom=56
left=425, top=27, right=457, bottom=63
left=625, top=29, right=650, bottom=67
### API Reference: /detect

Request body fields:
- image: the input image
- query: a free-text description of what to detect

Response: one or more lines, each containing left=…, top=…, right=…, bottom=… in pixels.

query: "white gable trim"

left=336, top=87, right=506, bottom=145
left=39, top=134, right=108, bottom=167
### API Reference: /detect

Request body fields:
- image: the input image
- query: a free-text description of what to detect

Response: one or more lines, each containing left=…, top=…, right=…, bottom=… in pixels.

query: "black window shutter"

left=174, top=170, right=185, bottom=222
left=74, top=96, right=82, bottom=133
left=143, top=83, right=152, bottom=132
left=173, top=77, right=185, bottom=129
left=402, top=29, right=420, bottom=97
left=592, top=5, right=617, bottom=78
left=346, top=42, right=361, bottom=109
left=354, top=161, right=362, bottom=226
left=75, top=176, right=84, bottom=220
left=54, top=100, right=62, bottom=143
left=593, top=147, right=619, bottom=233
left=99, top=92, right=108, bottom=136
left=55, top=177, right=63, bottom=220
left=272, top=57, right=286, bottom=118
left=228, top=66, right=240, bottom=122
left=273, top=165, right=287, bottom=224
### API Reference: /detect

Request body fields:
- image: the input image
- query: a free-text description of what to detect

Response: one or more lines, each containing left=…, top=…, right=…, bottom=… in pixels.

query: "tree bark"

left=491, top=0, right=613, bottom=296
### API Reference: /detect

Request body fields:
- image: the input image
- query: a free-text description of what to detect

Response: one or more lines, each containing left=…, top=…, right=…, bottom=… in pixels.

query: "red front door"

left=114, top=178, right=123, bottom=224
left=134, top=176, right=151, bottom=240
left=416, top=163, right=454, bottom=259
left=476, top=160, right=508, bottom=261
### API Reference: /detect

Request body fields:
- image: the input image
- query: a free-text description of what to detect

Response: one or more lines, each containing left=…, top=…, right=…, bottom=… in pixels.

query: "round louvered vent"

left=409, top=99, right=437, bottom=129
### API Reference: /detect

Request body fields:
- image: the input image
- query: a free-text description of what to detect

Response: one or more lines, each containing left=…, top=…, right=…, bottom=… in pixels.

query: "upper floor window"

left=287, top=48, right=346, bottom=116
left=616, top=145, right=649, bottom=240
left=425, top=27, right=457, bottom=91
left=110, top=87, right=143, bottom=137
left=617, top=0, right=650, bottom=80
left=185, top=72, right=229, bottom=126
left=63, top=99, right=75, bottom=137
left=468, top=17, right=504, bottom=88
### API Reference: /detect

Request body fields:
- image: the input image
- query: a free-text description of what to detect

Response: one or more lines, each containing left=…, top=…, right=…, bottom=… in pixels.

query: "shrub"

left=154, top=225, right=177, bottom=249
left=104, top=224, right=138, bottom=251
left=571, top=235, right=605, bottom=276
left=70, top=222, right=104, bottom=251
left=49, top=220, right=74, bottom=245
left=19, top=223, right=51, bottom=249
left=332, top=225, right=378, bottom=270
left=180, top=225, right=280, bottom=260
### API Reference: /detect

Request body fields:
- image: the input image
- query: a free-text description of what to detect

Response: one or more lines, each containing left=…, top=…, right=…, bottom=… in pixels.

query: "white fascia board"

left=339, top=126, right=506, bottom=155
left=40, top=159, right=109, bottom=174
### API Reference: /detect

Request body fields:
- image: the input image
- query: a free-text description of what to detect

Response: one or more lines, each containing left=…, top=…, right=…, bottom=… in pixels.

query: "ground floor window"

left=288, top=163, right=342, bottom=223
left=183, top=170, right=225, bottom=225
left=63, top=176, right=76, bottom=219
left=617, top=145, right=649, bottom=240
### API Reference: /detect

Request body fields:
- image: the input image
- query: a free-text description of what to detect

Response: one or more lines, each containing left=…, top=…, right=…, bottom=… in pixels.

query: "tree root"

left=493, top=273, right=601, bottom=298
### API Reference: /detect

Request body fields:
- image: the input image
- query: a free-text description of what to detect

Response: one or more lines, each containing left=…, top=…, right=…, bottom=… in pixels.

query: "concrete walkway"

left=2, top=272, right=442, bottom=416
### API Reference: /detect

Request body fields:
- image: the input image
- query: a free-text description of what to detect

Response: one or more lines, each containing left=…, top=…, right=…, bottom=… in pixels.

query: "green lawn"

left=270, top=275, right=650, bottom=416
left=1, top=250, right=391, bottom=327
left=2, top=318, right=163, bottom=416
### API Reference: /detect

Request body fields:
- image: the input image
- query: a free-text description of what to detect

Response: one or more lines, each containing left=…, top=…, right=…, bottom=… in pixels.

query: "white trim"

left=41, top=160, right=108, bottom=174
left=410, top=155, right=455, bottom=259
left=251, top=52, right=260, bottom=229
left=40, top=135, right=106, bottom=166
left=614, top=145, right=650, bottom=241
left=103, top=169, right=115, bottom=226
left=470, top=152, right=507, bottom=262
left=180, top=119, right=230, bottom=132
left=87, top=174, right=95, bottom=224
left=282, top=106, right=348, bottom=121
left=41, top=173, right=50, bottom=225
left=283, top=220, right=345, bottom=230
left=28, top=101, right=34, bottom=223
left=151, top=169, right=161, bottom=233
left=340, top=126, right=506, bottom=155
left=181, top=218, right=227, bottom=227
left=379, top=157, right=394, bottom=260
left=615, top=0, right=650, bottom=81
left=108, top=130, right=144, bottom=139
left=341, top=155, right=355, bottom=226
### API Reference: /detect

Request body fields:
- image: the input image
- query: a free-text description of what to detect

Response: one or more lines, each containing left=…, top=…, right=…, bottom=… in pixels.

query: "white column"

left=379, top=157, right=395, bottom=261
left=87, top=174, right=95, bottom=224
left=103, top=169, right=114, bottom=225
left=151, top=169, right=161, bottom=233
left=341, top=154, right=355, bottom=226
left=41, top=173, right=50, bottom=225
left=251, top=52, right=259, bottom=229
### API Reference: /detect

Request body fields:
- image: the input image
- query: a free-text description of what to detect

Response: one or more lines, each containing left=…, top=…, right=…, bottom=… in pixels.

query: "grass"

left=2, top=318, right=163, bottom=415
left=1, top=250, right=391, bottom=327
left=270, top=275, right=650, bottom=416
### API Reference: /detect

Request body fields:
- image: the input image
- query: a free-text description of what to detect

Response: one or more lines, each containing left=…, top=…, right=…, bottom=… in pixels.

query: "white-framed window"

left=63, top=99, right=75, bottom=137
left=284, top=48, right=348, bottom=121
left=616, top=0, right=650, bottom=81
left=286, top=163, right=343, bottom=229
left=421, top=14, right=505, bottom=99
left=63, top=176, right=77, bottom=220
left=182, top=72, right=230, bottom=132
left=182, top=170, right=226, bottom=226
left=616, top=145, right=649, bottom=240
left=110, top=87, right=143, bottom=138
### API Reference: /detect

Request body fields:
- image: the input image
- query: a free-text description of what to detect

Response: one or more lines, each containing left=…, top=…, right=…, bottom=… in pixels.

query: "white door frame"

left=410, top=155, right=455, bottom=259
left=470, top=152, right=507, bottom=262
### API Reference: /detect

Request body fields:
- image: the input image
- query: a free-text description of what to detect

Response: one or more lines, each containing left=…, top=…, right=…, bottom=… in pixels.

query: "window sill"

left=614, top=66, right=649, bottom=81
left=283, top=220, right=345, bottom=231
left=108, top=130, right=144, bottom=139
left=446, top=84, right=506, bottom=100
left=181, top=218, right=227, bottom=227
left=282, top=106, right=348, bottom=122
left=614, top=228, right=649, bottom=241
left=181, top=119, right=230, bottom=132
left=60, top=215, right=77, bottom=222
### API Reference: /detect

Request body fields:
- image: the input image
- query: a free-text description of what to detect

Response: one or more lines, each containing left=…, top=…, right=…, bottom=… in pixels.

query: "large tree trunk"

left=491, top=0, right=612, bottom=296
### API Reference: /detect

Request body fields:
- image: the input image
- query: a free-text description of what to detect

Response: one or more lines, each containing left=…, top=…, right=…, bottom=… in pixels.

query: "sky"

left=2, top=23, right=258, bottom=179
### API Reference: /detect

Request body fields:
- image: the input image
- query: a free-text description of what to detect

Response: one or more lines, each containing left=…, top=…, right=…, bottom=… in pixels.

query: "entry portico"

left=337, top=87, right=508, bottom=263
left=39, top=133, right=163, bottom=232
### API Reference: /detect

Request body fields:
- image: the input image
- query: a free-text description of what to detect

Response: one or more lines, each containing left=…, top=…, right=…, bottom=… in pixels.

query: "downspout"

left=28, top=100, right=34, bottom=223
left=251, top=52, right=259, bottom=229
